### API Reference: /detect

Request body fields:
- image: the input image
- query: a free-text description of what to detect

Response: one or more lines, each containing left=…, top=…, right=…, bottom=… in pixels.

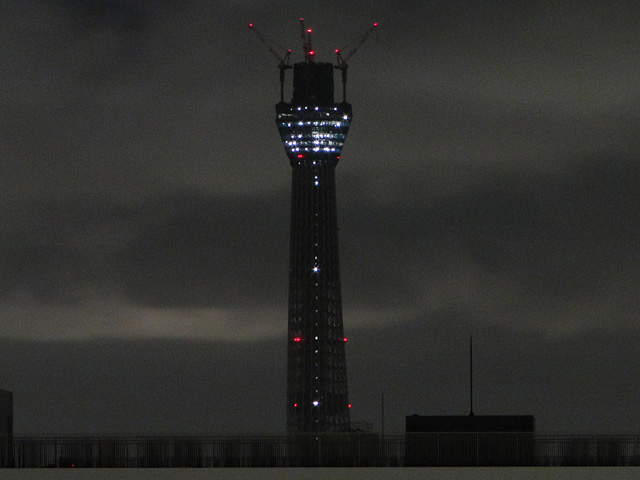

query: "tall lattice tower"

left=252, top=19, right=376, bottom=433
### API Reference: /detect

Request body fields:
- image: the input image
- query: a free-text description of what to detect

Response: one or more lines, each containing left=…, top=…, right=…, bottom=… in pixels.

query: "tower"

left=278, top=30, right=351, bottom=435
left=251, top=19, right=376, bottom=434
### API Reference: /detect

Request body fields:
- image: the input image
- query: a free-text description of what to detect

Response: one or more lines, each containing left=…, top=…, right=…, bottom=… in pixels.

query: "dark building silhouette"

left=0, top=389, right=12, bottom=467
left=275, top=30, right=352, bottom=434
left=405, top=414, right=536, bottom=466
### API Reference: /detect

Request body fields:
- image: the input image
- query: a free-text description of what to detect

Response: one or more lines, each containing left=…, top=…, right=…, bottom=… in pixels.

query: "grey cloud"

left=2, top=154, right=637, bottom=322
left=0, top=198, right=148, bottom=303
left=117, top=193, right=289, bottom=308
left=340, top=155, right=640, bottom=326
left=0, top=192, right=289, bottom=308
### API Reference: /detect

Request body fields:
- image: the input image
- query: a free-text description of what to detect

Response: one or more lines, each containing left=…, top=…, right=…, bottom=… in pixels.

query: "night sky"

left=2, top=1, right=640, bottom=435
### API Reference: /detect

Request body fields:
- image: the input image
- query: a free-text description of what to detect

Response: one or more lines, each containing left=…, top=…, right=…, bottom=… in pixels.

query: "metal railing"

left=3, top=433, right=640, bottom=467
left=535, top=435, right=640, bottom=466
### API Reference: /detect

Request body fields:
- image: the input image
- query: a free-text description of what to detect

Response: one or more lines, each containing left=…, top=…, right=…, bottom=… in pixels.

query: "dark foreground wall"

left=9, top=434, right=640, bottom=467
left=0, top=467, right=638, bottom=480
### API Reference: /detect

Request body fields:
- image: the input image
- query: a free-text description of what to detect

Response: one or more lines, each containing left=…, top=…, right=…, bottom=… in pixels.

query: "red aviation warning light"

left=293, top=337, right=302, bottom=342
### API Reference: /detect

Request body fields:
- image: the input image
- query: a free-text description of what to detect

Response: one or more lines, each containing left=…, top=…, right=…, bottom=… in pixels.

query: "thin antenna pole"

left=469, top=336, right=474, bottom=416
left=381, top=392, right=385, bottom=439
left=381, top=392, right=385, bottom=465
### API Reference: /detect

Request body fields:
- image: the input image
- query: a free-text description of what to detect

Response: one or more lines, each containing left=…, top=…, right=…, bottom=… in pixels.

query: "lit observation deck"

left=276, top=104, right=352, bottom=165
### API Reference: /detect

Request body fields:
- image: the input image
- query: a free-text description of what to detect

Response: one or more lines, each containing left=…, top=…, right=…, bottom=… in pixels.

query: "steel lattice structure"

left=276, top=60, right=352, bottom=433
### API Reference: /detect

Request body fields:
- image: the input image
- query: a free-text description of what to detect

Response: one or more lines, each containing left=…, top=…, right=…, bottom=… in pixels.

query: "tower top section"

left=249, top=19, right=378, bottom=103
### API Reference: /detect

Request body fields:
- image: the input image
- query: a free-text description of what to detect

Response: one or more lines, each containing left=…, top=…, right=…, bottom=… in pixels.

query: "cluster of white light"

left=286, top=120, right=343, bottom=127
left=277, top=105, right=351, bottom=156
left=282, top=134, right=344, bottom=153
left=284, top=139, right=342, bottom=152
left=295, top=106, right=341, bottom=112
left=292, top=120, right=343, bottom=127
left=313, top=132, right=341, bottom=139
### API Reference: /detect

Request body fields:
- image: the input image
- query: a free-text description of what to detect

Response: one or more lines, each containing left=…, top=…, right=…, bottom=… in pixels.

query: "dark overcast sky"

left=1, top=0, right=640, bottom=435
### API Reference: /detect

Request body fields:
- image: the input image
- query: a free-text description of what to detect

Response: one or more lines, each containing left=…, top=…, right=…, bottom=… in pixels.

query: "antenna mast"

left=299, top=17, right=315, bottom=61
left=469, top=336, right=474, bottom=416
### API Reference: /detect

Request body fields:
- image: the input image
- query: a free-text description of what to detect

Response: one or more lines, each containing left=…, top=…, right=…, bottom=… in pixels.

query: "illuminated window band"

left=276, top=104, right=352, bottom=163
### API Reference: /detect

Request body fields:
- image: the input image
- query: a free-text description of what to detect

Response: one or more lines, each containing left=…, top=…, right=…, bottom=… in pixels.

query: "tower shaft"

left=287, top=161, right=349, bottom=432
left=276, top=61, right=352, bottom=433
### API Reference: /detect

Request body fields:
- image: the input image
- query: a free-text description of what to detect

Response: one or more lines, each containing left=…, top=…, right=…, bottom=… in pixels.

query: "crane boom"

left=249, top=23, right=291, bottom=65
left=336, top=22, right=378, bottom=66
left=250, top=19, right=378, bottom=103
left=334, top=22, right=378, bottom=102
left=249, top=23, right=292, bottom=101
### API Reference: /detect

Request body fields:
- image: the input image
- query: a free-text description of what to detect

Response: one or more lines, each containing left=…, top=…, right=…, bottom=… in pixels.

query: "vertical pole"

left=470, top=336, right=474, bottom=416
left=381, top=392, right=385, bottom=439
left=279, top=66, right=285, bottom=102
left=342, top=68, right=348, bottom=102
left=381, top=392, right=385, bottom=466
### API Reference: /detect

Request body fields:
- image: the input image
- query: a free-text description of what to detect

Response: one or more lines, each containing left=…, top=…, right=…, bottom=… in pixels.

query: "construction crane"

left=251, top=19, right=378, bottom=102
left=249, top=23, right=292, bottom=102
left=334, top=22, right=378, bottom=102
